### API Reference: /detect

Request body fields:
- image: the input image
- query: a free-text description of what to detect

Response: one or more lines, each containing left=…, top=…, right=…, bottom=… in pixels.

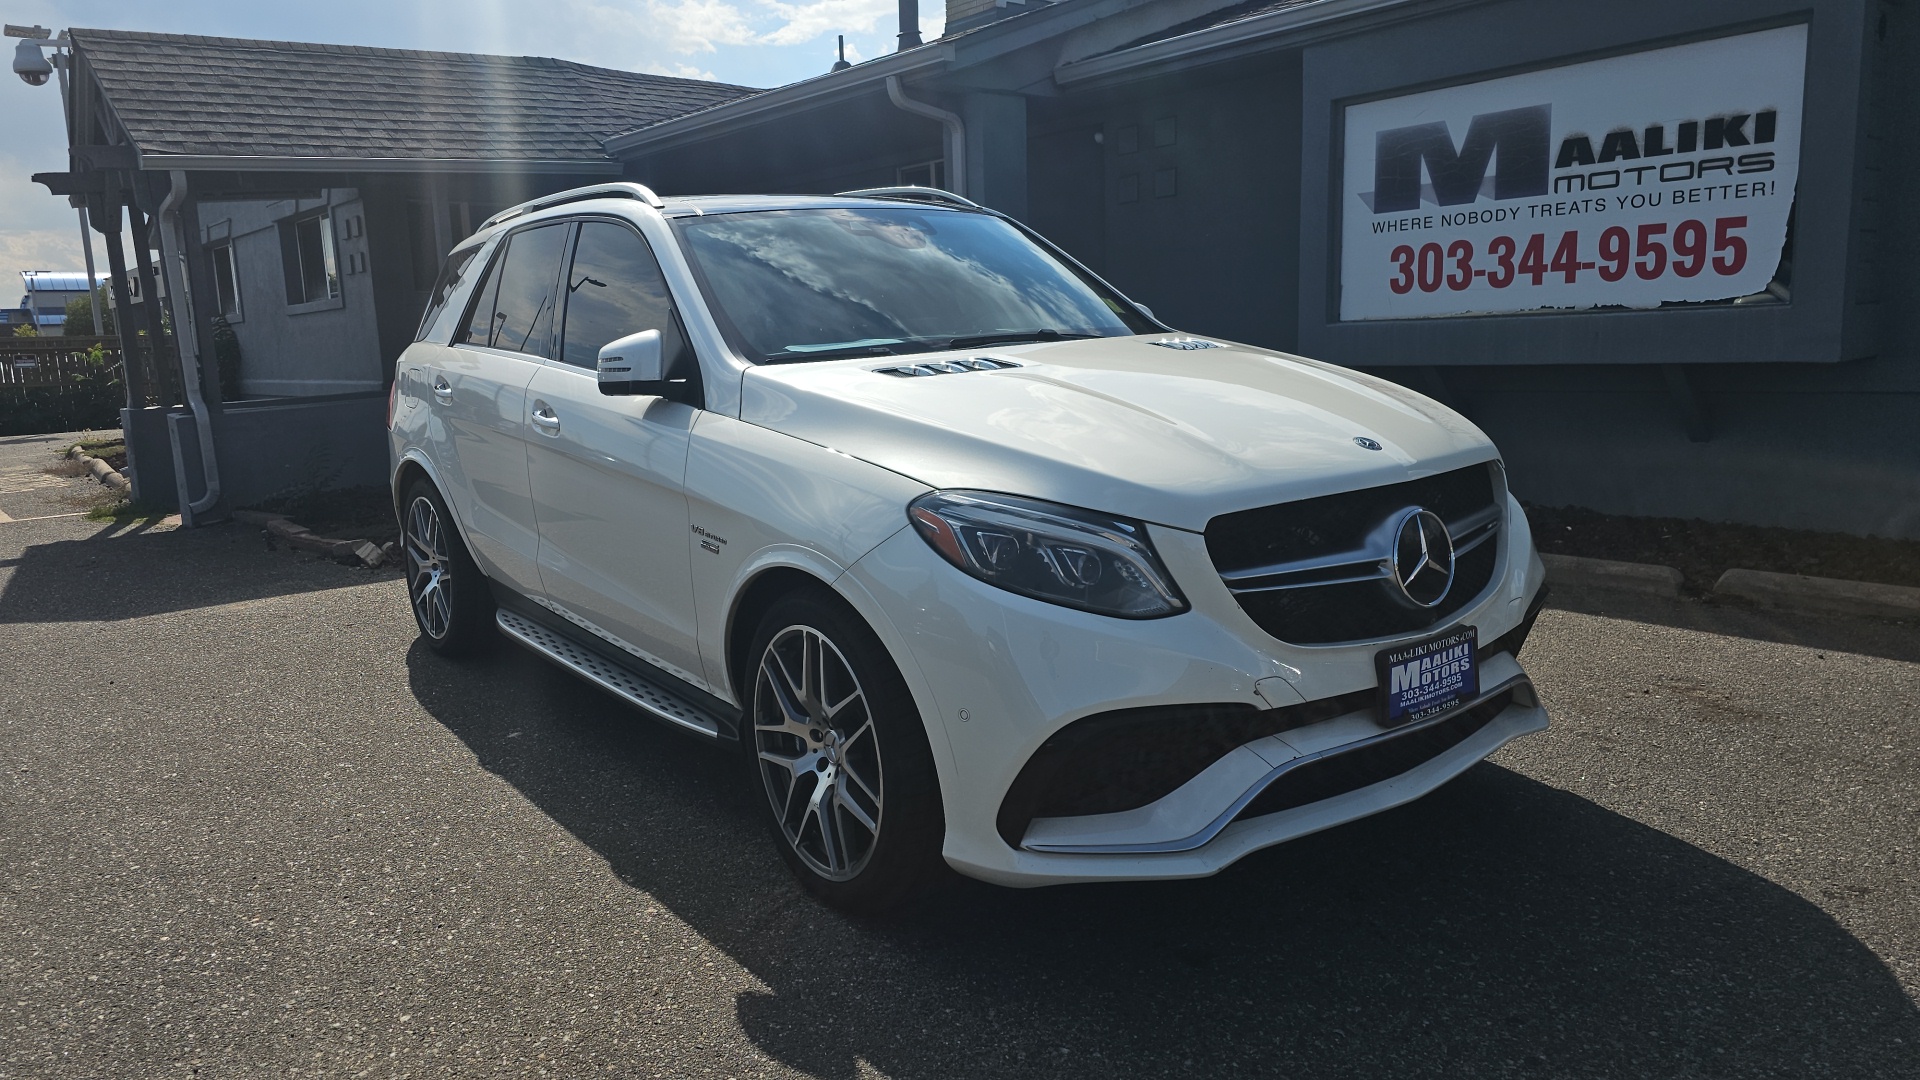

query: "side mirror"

left=597, top=329, right=663, bottom=396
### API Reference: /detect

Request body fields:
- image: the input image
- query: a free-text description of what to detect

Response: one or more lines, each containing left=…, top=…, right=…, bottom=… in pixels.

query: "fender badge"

left=1354, top=437, right=1383, bottom=451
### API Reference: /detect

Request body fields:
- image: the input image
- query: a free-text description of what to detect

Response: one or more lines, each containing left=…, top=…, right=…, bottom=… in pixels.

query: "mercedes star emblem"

left=1389, top=507, right=1456, bottom=608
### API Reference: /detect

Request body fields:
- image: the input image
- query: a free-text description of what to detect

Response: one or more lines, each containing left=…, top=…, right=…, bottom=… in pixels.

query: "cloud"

left=552, top=0, right=939, bottom=66
left=759, top=0, right=896, bottom=47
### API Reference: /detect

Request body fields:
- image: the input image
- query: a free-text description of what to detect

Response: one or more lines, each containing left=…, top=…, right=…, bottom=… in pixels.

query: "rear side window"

left=458, top=223, right=568, bottom=358
left=416, top=244, right=481, bottom=342
left=558, top=220, right=690, bottom=371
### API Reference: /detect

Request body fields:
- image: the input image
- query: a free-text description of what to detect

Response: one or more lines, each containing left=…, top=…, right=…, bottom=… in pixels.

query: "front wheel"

left=401, top=479, right=494, bottom=656
left=745, top=591, right=944, bottom=914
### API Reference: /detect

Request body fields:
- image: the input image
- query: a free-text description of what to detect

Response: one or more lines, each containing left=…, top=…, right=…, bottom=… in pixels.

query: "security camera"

left=13, top=38, right=51, bottom=85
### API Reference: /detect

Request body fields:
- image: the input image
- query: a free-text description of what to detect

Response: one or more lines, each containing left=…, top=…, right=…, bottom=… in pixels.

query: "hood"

left=738, top=336, right=1498, bottom=532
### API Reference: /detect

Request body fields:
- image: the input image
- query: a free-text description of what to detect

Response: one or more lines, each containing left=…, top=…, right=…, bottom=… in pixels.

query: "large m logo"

left=1371, top=104, right=1551, bottom=213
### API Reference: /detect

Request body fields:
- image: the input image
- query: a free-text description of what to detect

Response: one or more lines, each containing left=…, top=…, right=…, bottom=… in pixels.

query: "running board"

left=496, top=609, right=731, bottom=740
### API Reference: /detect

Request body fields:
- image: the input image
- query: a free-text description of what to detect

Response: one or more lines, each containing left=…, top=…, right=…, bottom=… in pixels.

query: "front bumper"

left=841, top=493, right=1549, bottom=887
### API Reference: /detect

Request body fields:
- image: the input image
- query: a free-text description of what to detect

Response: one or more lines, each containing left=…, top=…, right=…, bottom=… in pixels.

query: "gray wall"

left=199, top=190, right=386, bottom=398
left=614, top=0, right=1920, bottom=538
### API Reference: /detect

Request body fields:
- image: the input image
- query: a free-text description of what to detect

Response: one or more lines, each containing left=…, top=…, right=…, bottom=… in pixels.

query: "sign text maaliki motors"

left=1338, top=25, right=1807, bottom=321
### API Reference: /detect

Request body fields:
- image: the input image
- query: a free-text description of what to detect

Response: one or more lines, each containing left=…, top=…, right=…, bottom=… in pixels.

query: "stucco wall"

left=199, top=190, right=386, bottom=399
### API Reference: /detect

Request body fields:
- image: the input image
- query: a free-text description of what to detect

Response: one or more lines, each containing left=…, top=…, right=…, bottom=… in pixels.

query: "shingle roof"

left=69, top=28, right=761, bottom=163
left=1108, top=0, right=1330, bottom=54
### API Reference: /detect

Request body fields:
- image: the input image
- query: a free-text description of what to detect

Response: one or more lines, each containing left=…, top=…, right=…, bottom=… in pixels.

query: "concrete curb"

left=65, top=444, right=130, bottom=493
left=234, top=509, right=390, bottom=569
left=1714, top=568, right=1920, bottom=621
left=1541, top=552, right=1684, bottom=596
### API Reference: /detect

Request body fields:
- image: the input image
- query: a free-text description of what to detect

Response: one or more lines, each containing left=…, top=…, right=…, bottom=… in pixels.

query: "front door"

left=431, top=222, right=569, bottom=593
left=526, top=219, right=706, bottom=690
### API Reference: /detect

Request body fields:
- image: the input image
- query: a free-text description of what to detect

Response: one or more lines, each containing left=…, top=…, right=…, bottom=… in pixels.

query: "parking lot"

left=2, top=430, right=1916, bottom=1079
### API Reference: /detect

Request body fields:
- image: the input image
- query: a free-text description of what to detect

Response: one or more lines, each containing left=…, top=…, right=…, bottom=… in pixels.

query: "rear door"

left=524, top=218, right=706, bottom=689
left=428, top=221, right=569, bottom=593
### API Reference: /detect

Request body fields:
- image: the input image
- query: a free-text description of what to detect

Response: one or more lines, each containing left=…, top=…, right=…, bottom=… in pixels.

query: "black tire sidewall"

left=742, top=590, right=945, bottom=914
left=402, top=479, right=494, bottom=657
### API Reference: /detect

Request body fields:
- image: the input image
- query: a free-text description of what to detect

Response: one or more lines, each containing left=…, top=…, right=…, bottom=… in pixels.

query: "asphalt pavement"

left=2, top=430, right=1916, bottom=1078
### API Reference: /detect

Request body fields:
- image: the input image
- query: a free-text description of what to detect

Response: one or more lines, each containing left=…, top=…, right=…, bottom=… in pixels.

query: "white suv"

left=389, top=183, right=1550, bottom=912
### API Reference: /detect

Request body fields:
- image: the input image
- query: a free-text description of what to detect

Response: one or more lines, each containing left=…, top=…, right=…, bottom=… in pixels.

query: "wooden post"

left=98, top=190, right=148, bottom=409
left=126, top=205, right=179, bottom=406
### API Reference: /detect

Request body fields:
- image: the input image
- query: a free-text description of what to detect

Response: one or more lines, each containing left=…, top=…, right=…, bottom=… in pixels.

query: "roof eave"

left=134, top=153, right=625, bottom=175
left=1053, top=0, right=1426, bottom=86
left=603, top=43, right=957, bottom=157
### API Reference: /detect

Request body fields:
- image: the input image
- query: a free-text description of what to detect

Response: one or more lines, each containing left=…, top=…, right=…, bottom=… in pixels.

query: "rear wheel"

left=402, top=479, right=494, bottom=656
left=745, top=591, right=944, bottom=914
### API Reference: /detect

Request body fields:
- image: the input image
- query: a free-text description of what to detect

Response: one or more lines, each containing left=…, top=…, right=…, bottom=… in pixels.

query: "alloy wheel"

left=753, top=625, right=885, bottom=881
left=405, top=495, right=453, bottom=640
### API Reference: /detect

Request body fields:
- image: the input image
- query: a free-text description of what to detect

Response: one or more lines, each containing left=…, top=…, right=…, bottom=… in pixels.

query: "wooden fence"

left=0, top=336, right=122, bottom=391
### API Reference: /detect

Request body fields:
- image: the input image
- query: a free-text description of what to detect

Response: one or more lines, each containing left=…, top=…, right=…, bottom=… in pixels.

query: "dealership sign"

left=1339, top=25, right=1806, bottom=321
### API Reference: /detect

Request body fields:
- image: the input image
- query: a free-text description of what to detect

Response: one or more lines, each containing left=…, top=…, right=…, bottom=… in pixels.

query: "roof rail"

left=836, top=185, right=984, bottom=210
left=481, top=182, right=666, bottom=230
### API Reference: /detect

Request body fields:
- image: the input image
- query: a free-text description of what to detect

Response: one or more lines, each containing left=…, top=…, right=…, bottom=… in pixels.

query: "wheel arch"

left=392, top=451, right=471, bottom=541
left=722, top=547, right=961, bottom=807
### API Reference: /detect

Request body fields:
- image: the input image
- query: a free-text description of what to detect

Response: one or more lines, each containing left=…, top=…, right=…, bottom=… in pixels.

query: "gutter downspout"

left=885, top=75, right=965, bottom=197
left=157, top=169, right=221, bottom=516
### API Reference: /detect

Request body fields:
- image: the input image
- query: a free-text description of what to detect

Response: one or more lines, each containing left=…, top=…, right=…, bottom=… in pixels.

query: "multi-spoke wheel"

left=745, top=592, right=944, bottom=913
left=401, top=478, right=494, bottom=656
left=754, top=625, right=886, bottom=880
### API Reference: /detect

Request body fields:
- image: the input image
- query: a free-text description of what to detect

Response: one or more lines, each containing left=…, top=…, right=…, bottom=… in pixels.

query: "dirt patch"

left=246, top=486, right=398, bottom=546
left=1524, top=503, right=1920, bottom=593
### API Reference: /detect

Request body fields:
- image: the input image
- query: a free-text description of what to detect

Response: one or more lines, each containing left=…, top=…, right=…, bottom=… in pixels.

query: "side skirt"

left=491, top=593, right=742, bottom=742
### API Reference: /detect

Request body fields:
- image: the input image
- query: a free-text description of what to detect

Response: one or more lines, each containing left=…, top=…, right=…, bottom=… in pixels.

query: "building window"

left=898, top=159, right=946, bottom=189
left=284, top=210, right=339, bottom=305
left=211, top=243, right=242, bottom=320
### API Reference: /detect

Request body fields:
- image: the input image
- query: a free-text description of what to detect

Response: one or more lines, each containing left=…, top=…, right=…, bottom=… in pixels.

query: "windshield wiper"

left=945, top=328, right=1097, bottom=350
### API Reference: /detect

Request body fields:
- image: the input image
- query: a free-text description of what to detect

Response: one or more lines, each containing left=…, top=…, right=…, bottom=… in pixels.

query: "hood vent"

left=876, top=358, right=1020, bottom=377
left=1150, top=338, right=1224, bottom=351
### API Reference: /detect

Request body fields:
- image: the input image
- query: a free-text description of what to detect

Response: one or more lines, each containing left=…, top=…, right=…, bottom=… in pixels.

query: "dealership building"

left=615, top=0, right=1914, bottom=538
left=38, top=0, right=1920, bottom=537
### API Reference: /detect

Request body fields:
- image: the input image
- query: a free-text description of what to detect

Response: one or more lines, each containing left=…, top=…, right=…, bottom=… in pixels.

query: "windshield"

left=674, top=207, right=1147, bottom=362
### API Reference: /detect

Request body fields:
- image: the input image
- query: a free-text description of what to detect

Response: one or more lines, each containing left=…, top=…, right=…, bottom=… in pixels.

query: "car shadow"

left=406, top=639, right=1920, bottom=1078
left=1546, top=585, right=1920, bottom=665
left=0, top=520, right=394, bottom=624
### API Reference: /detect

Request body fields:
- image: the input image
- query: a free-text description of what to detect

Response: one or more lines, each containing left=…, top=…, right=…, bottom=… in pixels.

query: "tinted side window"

left=559, top=221, right=690, bottom=372
left=458, top=245, right=503, bottom=346
left=459, top=224, right=567, bottom=357
left=417, top=244, right=480, bottom=342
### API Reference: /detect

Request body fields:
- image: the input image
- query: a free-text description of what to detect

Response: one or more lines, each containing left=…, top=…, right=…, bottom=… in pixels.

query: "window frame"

left=897, top=159, right=947, bottom=189
left=281, top=208, right=341, bottom=313
left=210, top=242, right=242, bottom=323
left=415, top=242, right=483, bottom=343
left=452, top=220, right=571, bottom=360
left=553, top=214, right=688, bottom=371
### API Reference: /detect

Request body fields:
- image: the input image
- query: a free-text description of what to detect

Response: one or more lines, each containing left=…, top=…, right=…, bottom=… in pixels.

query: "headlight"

left=907, top=490, right=1188, bottom=618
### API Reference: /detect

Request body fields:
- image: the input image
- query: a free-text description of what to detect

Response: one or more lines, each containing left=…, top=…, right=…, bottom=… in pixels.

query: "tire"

left=743, top=590, right=945, bottom=914
left=400, top=478, right=495, bottom=657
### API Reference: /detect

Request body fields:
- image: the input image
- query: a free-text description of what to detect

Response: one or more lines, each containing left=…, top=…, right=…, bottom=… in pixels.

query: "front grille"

left=996, top=690, right=1374, bottom=847
left=1231, top=690, right=1512, bottom=823
left=1205, top=463, right=1503, bottom=645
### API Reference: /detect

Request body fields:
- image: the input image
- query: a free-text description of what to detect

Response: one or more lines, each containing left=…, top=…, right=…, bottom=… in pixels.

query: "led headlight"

left=908, top=491, right=1188, bottom=618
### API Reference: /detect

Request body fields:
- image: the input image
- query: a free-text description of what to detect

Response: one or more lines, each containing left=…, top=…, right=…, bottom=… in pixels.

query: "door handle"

left=431, top=375, right=453, bottom=398
left=530, top=402, right=561, bottom=432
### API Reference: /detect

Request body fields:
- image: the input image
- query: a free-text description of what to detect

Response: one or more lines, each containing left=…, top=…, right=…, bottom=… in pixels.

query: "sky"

left=0, top=0, right=945, bottom=305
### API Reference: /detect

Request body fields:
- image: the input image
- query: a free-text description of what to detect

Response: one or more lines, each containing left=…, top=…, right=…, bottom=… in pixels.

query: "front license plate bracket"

left=1375, top=627, right=1478, bottom=727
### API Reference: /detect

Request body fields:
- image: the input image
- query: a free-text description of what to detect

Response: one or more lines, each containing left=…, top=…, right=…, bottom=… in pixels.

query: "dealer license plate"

left=1375, top=627, right=1479, bottom=727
